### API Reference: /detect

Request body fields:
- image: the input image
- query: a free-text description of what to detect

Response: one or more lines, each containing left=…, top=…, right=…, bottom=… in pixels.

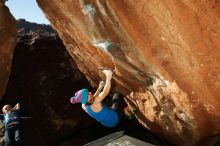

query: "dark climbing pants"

left=4, top=125, right=22, bottom=146
left=111, top=93, right=125, bottom=119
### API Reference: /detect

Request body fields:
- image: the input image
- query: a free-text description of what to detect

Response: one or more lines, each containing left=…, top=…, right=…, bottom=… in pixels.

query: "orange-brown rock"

left=0, top=1, right=17, bottom=100
left=36, top=0, right=220, bottom=145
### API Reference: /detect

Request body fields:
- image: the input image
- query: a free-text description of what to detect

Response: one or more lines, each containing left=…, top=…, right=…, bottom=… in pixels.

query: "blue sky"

left=6, top=0, right=50, bottom=24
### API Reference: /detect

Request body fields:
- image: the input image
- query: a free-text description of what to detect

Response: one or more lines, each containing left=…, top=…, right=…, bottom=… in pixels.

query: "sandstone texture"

left=36, top=0, right=220, bottom=145
left=0, top=1, right=17, bottom=100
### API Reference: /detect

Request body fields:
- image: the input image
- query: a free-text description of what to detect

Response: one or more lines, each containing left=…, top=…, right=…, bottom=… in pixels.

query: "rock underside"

left=0, top=1, right=17, bottom=100
left=36, top=0, right=220, bottom=146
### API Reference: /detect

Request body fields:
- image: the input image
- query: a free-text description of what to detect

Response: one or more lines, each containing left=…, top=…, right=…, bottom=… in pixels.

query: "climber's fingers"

left=103, top=69, right=113, bottom=76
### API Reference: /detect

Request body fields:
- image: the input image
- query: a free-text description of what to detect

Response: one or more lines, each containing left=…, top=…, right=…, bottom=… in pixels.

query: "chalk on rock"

left=83, top=4, right=96, bottom=14
left=92, top=40, right=113, bottom=52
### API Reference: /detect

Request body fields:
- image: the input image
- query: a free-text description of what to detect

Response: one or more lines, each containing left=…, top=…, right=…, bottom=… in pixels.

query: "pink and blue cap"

left=70, top=89, right=88, bottom=104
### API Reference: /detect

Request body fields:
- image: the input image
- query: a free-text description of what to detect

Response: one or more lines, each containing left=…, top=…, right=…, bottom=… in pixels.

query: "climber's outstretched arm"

left=13, top=103, right=20, bottom=111
left=93, top=81, right=105, bottom=97
left=95, top=70, right=112, bottom=103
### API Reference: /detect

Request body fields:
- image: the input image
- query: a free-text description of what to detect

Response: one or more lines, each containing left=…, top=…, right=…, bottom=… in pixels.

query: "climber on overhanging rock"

left=70, top=69, right=125, bottom=128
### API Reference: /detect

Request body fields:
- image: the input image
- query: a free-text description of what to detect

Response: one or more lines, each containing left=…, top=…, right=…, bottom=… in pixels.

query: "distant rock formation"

left=0, top=2, right=17, bottom=100
left=36, top=1, right=220, bottom=146
left=17, top=19, right=55, bottom=35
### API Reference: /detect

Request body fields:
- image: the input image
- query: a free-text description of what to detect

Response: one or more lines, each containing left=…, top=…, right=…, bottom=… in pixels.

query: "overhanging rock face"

left=0, top=1, right=17, bottom=100
left=36, top=0, right=220, bottom=145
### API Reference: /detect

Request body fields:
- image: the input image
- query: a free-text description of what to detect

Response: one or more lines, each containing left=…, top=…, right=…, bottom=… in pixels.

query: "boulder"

left=0, top=1, right=17, bottom=100
left=36, top=0, right=220, bottom=145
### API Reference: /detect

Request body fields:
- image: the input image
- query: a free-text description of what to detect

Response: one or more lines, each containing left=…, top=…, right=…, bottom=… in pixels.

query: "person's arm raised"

left=13, top=103, right=20, bottom=111
left=95, top=70, right=112, bottom=103
left=93, top=81, right=105, bottom=98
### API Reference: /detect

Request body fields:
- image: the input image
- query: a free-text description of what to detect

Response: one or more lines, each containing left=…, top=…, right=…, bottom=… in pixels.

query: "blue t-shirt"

left=86, top=103, right=119, bottom=128
left=0, top=110, right=21, bottom=127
